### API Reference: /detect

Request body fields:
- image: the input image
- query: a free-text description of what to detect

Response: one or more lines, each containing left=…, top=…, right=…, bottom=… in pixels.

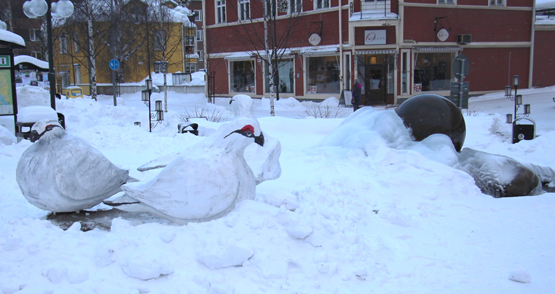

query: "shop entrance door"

left=363, top=64, right=387, bottom=105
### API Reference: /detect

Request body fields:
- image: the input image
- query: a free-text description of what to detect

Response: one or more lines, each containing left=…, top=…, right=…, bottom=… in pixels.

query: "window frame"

left=193, top=10, right=202, bottom=21
left=216, top=0, right=226, bottom=24
left=289, top=0, right=302, bottom=14
left=29, top=28, right=40, bottom=41
left=59, top=35, right=69, bottom=54
left=488, top=0, right=505, bottom=6
left=153, top=30, right=166, bottom=51
left=314, top=0, right=330, bottom=10
left=239, top=0, right=250, bottom=21
left=437, top=0, right=455, bottom=4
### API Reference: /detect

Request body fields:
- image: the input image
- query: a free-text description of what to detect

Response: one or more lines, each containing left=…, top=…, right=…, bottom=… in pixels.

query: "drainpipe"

left=339, top=1, right=343, bottom=93
left=202, top=0, right=208, bottom=100
left=528, top=1, right=536, bottom=88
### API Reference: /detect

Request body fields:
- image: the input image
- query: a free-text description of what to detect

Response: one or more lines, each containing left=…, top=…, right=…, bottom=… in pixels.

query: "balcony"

left=350, top=0, right=399, bottom=20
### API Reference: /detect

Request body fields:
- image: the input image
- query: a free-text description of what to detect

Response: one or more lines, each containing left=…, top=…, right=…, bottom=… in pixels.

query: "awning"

left=356, top=49, right=396, bottom=55
left=223, top=52, right=255, bottom=61
left=413, top=47, right=461, bottom=52
left=299, top=46, right=339, bottom=56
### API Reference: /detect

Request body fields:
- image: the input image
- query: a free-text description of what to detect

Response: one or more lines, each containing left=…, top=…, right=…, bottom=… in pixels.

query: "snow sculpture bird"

left=16, top=119, right=131, bottom=212
left=138, top=94, right=282, bottom=184
left=104, top=125, right=262, bottom=224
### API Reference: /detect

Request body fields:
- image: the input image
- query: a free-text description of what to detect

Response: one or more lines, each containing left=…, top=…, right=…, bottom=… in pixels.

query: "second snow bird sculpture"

left=104, top=125, right=263, bottom=224
left=16, top=119, right=131, bottom=213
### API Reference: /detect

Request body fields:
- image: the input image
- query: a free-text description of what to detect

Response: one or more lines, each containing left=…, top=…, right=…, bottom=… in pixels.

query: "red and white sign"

left=413, top=83, right=422, bottom=93
left=364, top=30, right=386, bottom=45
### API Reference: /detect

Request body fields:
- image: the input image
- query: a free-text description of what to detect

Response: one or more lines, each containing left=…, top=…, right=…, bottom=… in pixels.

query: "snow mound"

left=16, top=86, right=51, bottom=109
left=197, top=245, right=253, bottom=270
left=0, top=125, right=16, bottom=145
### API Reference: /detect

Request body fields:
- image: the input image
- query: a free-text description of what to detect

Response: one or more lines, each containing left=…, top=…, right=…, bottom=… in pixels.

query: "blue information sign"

left=109, top=59, right=119, bottom=70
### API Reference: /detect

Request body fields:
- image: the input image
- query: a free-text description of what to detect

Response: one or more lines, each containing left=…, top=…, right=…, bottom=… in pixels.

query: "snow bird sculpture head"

left=224, top=124, right=264, bottom=146
left=29, top=119, right=64, bottom=142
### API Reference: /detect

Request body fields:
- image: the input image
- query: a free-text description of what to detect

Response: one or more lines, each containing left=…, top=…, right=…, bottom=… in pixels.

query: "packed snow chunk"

left=197, top=245, right=253, bottom=270
left=318, top=107, right=412, bottom=150
left=260, top=191, right=299, bottom=211
left=0, top=124, right=16, bottom=145
left=68, top=267, right=89, bottom=284
left=284, top=222, right=313, bottom=240
left=320, top=97, right=340, bottom=107
left=509, top=269, right=531, bottom=283
left=121, top=253, right=174, bottom=280
left=16, top=86, right=50, bottom=109
left=44, top=263, right=68, bottom=283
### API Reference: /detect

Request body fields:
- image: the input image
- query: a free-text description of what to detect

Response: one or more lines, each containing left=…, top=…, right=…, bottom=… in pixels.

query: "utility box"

left=64, top=86, right=83, bottom=99
left=513, top=120, right=535, bottom=144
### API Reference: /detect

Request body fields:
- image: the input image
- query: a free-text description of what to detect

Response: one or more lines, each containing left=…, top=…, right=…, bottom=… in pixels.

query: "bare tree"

left=148, top=0, right=195, bottom=112
left=231, top=0, right=304, bottom=116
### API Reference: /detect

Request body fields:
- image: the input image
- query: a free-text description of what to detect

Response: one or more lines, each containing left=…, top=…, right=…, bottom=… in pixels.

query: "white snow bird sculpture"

left=16, top=119, right=131, bottom=213
left=104, top=124, right=263, bottom=224
left=137, top=94, right=282, bottom=185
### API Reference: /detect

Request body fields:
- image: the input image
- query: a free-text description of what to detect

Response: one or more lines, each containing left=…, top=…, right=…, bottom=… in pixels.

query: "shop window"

left=413, top=52, right=452, bottom=92
left=265, top=60, right=294, bottom=93
left=306, top=56, right=340, bottom=94
left=231, top=60, right=255, bottom=93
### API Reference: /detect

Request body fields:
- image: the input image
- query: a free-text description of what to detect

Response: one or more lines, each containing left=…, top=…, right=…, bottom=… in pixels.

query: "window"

left=59, top=35, right=68, bottom=54
left=198, top=50, right=204, bottom=61
left=185, top=63, right=197, bottom=74
left=413, top=52, right=452, bottom=92
left=239, top=0, right=250, bottom=20
left=265, top=0, right=275, bottom=17
left=231, top=60, right=255, bottom=93
left=290, top=0, right=302, bottom=13
left=74, top=64, right=81, bottom=84
left=401, top=51, right=409, bottom=94
left=73, top=32, right=79, bottom=53
left=315, top=0, right=330, bottom=9
left=489, top=0, right=504, bottom=5
left=265, top=60, right=294, bottom=93
left=196, top=29, right=203, bottom=41
left=216, top=0, right=226, bottom=24
left=193, top=10, right=202, bottom=21
left=438, top=0, right=455, bottom=4
left=31, top=51, right=41, bottom=59
left=306, top=56, right=340, bottom=94
left=154, top=30, right=166, bottom=51
left=29, top=29, right=40, bottom=41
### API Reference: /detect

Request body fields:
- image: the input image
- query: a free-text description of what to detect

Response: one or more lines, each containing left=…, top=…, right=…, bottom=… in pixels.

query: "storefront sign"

left=364, top=30, right=386, bottom=45
left=309, top=33, right=321, bottom=46
left=437, top=28, right=449, bottom=42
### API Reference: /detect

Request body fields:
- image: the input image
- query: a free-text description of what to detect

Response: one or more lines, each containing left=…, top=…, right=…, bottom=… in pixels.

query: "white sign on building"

left=364, top=30, right=387, bottom=45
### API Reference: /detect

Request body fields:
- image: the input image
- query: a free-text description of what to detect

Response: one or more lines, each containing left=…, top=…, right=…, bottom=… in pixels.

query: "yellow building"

left=52, top=0, right=197, bottom=96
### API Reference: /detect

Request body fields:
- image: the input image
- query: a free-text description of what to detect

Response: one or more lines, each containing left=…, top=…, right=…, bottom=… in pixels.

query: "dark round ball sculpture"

left=395, top=94, right=466, bottom=152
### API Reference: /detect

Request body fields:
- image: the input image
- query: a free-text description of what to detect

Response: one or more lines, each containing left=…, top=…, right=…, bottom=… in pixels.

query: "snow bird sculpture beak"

left=30, top=124, right=62, bottom=143
left=224, top=125, right=264, bottom=146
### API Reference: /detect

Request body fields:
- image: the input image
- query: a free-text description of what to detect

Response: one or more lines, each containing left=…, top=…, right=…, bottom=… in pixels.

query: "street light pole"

left=46, top=0, right=56, bottom=110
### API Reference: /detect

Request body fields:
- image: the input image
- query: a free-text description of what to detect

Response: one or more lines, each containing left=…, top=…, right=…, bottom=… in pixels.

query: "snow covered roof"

left=349, top=11, right=399, bottom=22
left=297, top=45, right=340, bottom=56
left=14, top=55, right=49, bottom=70
left=536, top=14, right=555, bottom=25
left=0, top=29, right=25, bottom=48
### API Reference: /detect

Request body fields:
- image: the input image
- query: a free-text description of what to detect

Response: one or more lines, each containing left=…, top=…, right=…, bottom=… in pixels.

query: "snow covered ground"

left=1, top=82, right=554, bottom=294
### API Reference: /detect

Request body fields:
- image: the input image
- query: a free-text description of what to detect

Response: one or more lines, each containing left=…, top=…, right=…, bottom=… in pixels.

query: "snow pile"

left=16, top=86, right=51, bottom=109
left=0, top=86, right=554, bottom=293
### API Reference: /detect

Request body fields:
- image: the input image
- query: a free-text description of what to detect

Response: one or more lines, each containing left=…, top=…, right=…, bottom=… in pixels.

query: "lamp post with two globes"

left=22, top=0, right=74, bottom=111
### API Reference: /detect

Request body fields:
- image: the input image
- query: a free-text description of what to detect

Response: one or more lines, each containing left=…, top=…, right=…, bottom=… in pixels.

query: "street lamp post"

left=23, top=0, right=74, bottom=111
left=505, top=74, right=533, bottom=143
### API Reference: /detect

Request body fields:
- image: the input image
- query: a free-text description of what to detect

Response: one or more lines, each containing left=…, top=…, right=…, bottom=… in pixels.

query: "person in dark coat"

left=352, top=79, right=362, bottom=111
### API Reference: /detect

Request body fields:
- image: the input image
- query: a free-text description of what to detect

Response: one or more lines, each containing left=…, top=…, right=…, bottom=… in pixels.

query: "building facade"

left=204, top=0, right=555, bottom=105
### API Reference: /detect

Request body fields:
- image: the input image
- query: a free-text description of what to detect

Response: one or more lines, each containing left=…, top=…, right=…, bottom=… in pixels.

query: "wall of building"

left=532, top=30, right=555, bottom=88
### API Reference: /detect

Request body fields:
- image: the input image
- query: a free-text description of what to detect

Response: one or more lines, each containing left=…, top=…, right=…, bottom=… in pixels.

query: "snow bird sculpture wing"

left=105, top=125, right=259, bottom=223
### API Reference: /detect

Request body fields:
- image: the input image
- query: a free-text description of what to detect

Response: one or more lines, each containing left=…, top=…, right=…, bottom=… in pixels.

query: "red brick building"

left=203, top=0, right=555, bottom=105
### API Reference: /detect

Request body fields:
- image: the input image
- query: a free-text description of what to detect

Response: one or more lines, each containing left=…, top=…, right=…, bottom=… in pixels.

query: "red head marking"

left=241, top=125, right=255, bottom=134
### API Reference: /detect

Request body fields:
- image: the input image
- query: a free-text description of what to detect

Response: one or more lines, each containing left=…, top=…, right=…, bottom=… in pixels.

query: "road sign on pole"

left=109, top=59, right=119, bottom=70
